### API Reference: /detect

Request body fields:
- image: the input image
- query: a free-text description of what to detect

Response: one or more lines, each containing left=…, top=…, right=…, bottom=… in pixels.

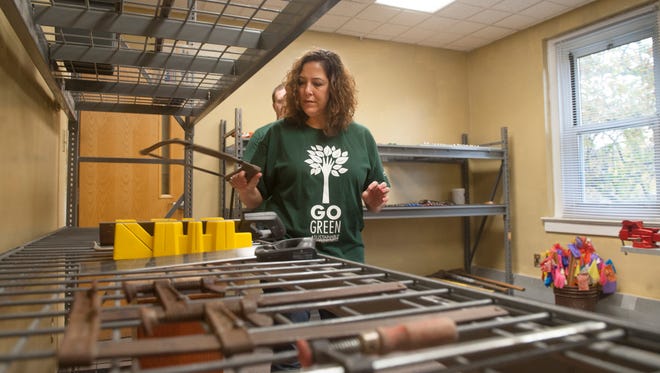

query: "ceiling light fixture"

left=375, top=0, right=456, bottom=13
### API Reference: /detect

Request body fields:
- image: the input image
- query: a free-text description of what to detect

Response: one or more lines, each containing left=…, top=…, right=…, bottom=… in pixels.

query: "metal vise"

left=619, top=220, right=660, bottom=248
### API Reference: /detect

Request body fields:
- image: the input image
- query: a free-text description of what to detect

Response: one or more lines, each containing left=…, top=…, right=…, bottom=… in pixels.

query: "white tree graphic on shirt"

left=305, top=145, right=348, bottom=203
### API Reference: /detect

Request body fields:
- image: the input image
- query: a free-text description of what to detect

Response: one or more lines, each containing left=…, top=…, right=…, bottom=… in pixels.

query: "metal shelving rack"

left=219, top=108, right=249, bottom=219
left=366, top=127, right=512, bottom=285
left=5, top=0, right=340, bottom=121
left=0, top=0, right=340, bottom=224
left=1, top=227, right=659, bottom=372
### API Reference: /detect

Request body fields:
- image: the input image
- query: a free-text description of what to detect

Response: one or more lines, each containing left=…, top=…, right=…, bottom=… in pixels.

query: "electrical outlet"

left=533, top=253, right=541, bottom=267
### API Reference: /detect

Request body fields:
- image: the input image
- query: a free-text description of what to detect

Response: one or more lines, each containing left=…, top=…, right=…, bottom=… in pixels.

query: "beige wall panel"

left=364, top=218, right=465, bottom=274
left=0, top=9, right=63, bottom=369
left=466, top=0, right=656, bottom=298
left=0, top=9, right=62, bottom=253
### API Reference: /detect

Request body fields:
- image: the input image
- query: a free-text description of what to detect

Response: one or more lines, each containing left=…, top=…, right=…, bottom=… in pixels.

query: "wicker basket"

left=553, top=286, right=600, bottom=311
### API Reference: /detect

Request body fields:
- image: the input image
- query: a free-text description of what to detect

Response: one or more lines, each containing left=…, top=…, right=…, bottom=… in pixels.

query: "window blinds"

left=556, top=8, right=660, bottom=221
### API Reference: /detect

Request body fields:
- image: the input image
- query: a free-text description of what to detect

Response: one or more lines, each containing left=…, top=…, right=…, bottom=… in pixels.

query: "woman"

left=230, top=48, right=389, bottom=263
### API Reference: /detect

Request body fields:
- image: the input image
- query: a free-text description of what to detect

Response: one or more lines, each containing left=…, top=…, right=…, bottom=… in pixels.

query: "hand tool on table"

left=255, top=237, right=318, bottom=262
left=139, top=138, right=261, bottom=182
left=57, top=287, right=101, bottom=367
left=308, top=320, right=610, bottom=373
left=430, top=270, right=509, bottom=293
left=58, top=280, right=407, bottom=366
left=296, top=316, right=457, bottom=367
left=238, top=211, right=319, bottom=262
left=448, top=269, right=526, bottom=292
left=238, top=211, right=287, bottom=242
left=57, top=280, right=508, bottom=367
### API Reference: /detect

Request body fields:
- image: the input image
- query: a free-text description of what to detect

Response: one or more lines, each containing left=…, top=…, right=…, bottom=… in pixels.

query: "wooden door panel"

left=78, top=112, right=184, bottom=227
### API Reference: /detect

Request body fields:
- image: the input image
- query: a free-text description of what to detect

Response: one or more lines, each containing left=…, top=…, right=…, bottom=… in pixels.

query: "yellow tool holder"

left=113, top=217, right=252, bottom=260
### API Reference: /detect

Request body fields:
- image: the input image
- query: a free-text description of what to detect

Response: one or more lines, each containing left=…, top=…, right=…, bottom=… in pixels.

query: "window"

left=548, top=6, right=660, bottom=232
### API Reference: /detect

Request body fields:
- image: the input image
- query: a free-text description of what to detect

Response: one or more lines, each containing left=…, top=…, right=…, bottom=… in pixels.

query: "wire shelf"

left=27, top=0, right=338, bottom=121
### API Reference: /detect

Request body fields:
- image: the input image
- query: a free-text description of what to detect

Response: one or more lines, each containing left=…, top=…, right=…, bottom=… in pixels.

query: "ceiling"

left=5, top=0, right=595, bottom=122
left=310, top=0, right=596, bottom=51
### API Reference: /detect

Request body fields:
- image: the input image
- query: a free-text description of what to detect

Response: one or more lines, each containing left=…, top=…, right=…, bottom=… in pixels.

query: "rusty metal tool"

left=205, top=301, right=256, bottom=356
left=75, top=306, right=508, bottom=364
left=57, top=279, right=510, bottom=366
left=139, top=138, right=261, bottom=181
left=252, top=305, right=508, bottom=346
left=430, top=270, right=509, bottom=293
left=121, top=275, right=405, bottom=306
left=58, top=281, right=410, bottom=365
left=296, top=316, right=458, bottom=367
left=57, top=286, right=101, bottom=367
left=448, top=269, right=526, bottom=292
left=308, top=321, right=611, bottom=373
left=134, top=280, right=276, bottom=332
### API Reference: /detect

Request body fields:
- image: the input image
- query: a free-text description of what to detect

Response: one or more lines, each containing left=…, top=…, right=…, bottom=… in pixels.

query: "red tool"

left=618, top=220, right=660, bottom=248
left=296, top=316, right=457, bottom=367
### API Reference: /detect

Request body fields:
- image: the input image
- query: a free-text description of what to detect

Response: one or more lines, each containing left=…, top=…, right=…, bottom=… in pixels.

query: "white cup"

left=451, top=188, right=465, bottom=205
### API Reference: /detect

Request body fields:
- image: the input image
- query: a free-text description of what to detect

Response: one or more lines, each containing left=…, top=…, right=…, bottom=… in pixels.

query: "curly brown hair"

left=283, top=48, right=357, bottom=137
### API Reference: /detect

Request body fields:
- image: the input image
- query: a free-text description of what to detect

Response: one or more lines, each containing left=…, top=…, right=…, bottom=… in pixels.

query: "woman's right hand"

left=229, top=170, right=249, bottom=190
left=229, top=170, right=263, bottom=209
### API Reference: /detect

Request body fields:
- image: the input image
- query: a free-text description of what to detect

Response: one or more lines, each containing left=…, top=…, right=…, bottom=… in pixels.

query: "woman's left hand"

left=362, top=181, right=390, bottom=213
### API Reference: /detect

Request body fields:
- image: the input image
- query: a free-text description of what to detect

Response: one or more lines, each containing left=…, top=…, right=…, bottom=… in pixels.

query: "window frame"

left=544, top=4, right=660, bottom=236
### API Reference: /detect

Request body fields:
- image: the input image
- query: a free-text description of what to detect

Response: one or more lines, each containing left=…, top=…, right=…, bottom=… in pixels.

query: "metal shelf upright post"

left=219, top=108, right=246, bottom=219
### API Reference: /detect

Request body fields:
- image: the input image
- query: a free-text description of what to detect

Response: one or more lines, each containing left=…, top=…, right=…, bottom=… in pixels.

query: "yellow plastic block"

left=223, top=220, right=254, bottom=249
left=202, top=217, right=225, bottom=221
left=177, top=234, right=189, bottom=253
left=113, top=216, right=249, bottom=260
left=205, top=220, right=227, bottom=251
left=166, top=222, right=183, bottom=255
left=113, top=223, right=154, bottom=260
left=234, top=232, right=253, bottom=248
left=225, top=220, right=236, bottom=249
left=153, top=221, right=183, bottom=257
left=187, top=221, right=205, bottom=254
left=152, top=222, right=166, bottom=255
left=126, top=223, right=154, bottom=247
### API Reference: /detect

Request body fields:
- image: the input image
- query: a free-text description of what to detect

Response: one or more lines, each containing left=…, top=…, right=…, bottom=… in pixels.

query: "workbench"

left=1, top=228, right=659, bottom=372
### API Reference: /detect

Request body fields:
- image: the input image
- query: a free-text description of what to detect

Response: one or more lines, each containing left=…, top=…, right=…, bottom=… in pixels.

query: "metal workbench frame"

left=1, top=228, right=658, bottom=372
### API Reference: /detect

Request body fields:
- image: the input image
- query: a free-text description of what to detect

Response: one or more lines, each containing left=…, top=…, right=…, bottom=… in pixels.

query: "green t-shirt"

left=243, top=121, right=278, bottom=162
left=250, top=120, right=388, bottom=262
